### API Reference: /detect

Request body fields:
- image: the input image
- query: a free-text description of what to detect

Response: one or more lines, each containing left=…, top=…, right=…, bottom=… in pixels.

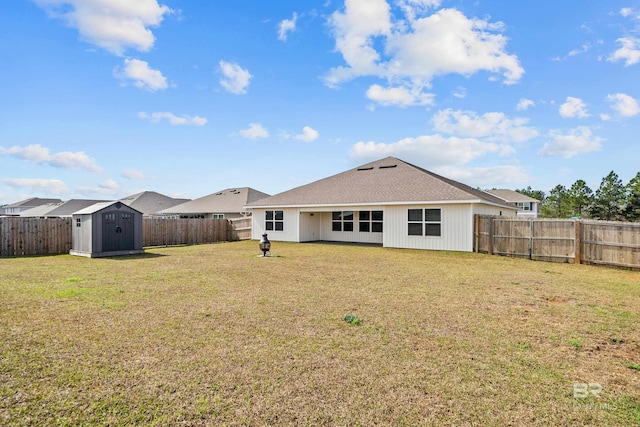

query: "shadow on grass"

left=102, top=252, right=167, bottom=260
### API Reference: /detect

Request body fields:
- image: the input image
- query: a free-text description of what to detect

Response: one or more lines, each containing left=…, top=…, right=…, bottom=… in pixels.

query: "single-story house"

left=485, top=189, right=541, bottom=218
left=247, top=157, right=518, bottom=252
left=119, top=191, right=190, bottom=216
left=1, top=197, right=62, bottom=215
left=156, top=187, right=270, bottom=219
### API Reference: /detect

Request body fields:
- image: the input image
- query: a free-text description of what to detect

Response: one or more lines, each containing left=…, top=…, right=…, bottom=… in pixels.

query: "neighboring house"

left=119, top=191, right=190, bottom=216
left=2, top=197, right=62, bottom=215
left=247, top=157, right=517, bottom=252
left=485, top=189, right=541, bottom=218
left=157, top=187, right=270, bottom=219
left=19, top=199, right=110, bottom=218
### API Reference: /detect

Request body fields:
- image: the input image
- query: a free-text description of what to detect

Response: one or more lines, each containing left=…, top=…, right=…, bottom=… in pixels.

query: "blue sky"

left=1, top=0, right=639, bottom=205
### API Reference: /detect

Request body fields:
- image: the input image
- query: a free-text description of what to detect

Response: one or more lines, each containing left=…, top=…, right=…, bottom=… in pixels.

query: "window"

left=76, top=218, right=81, bottom=228
left=265, top=210, right=284, bottom=231
left=332, top=211, right=354, bottom=232
left=515, top=202, right=531, bottom=211
left=408, top=208, right=441, bottom=237
left=358, top=210, right=383, bottom=232
left=212, top=214, right=224, bottom=219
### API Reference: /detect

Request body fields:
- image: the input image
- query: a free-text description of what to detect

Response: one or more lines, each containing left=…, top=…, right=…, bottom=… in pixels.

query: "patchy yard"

left=1, top=241, right=639, bottom=426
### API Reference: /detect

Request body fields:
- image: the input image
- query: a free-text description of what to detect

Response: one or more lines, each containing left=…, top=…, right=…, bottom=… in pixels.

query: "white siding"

left=472, top=204, right=517, bottom=217
left=384, top=204, right=474, bottom=251
left=251, top=208, right=300, bottom=242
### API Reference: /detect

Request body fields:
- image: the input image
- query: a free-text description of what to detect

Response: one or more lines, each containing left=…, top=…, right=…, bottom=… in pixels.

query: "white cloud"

left=138, top=111, right=207, bottom=126
left=559, top=96, right=590, bottom=118
left=34, top=0, right=172, bottom=56
left=516, top=98, right=535, bottom=111
left=608, top=37, right=640, bottom=66
left=219, top=61, right=252, bottom=94
left=0, top=144, right=102, bottom=172
left=278, top=12, right=298, bottom=41
left=121, top=168, right=146, bottom=180
left=115, top=59, right=168, bottom=91
left=538, top=126, right=603, bottom=158
left=607, top=93, right=640, bottom=117
left=432, top=109, right=539, bottom=143
left=437, top=165, right=532, bottom=187
left=366, top=84, right=435, bottom=107
left=239, top=123, right=269, bottom=139
left=99, top=179, right=119, bottom=190
left=325, top=3, right=523, bottom=95
left=349, top=134, right=500, bottom=168
left=568, top=42, right=591, bottom=57
left=2, top=178, right=68, bottom=195
left=292, top=126, right=319, bottom=142
left=452, top=86, right=466, bottom=99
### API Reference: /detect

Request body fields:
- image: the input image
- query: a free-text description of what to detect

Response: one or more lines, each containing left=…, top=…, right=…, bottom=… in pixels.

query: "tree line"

left=516, top=171, right=640, bottom=221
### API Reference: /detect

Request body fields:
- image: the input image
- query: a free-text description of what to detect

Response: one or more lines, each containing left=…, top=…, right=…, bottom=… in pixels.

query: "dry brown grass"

left=1, top=241, right=639, bottom=426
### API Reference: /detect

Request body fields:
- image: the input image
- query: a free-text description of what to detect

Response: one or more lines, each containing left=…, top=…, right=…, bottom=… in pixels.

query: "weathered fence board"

left=1, top=217, right=253, bottom=256
left=475, top=215, right=640, bottom=269
left=0, top=217, right=72, bottom=256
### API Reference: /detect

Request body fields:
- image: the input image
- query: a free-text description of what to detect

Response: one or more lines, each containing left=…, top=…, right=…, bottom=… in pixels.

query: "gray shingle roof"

left=247, top=157, right=512, bottom=208
left=158, top=187, right=270, bottom=215
left=119, top=191, right=190, bottom=215
left=19, top=199, right=110, bottom=217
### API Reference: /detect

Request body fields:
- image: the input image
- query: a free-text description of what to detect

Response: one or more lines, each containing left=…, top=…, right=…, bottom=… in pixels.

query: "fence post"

left=474, top=214, right=479, bottom=253
left=488, top=216, right=494, bottom=255
left=574, top=220, right=581, bottom=265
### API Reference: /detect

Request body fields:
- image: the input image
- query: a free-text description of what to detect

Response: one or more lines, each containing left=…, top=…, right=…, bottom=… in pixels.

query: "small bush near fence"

left=0, top=217, right=252, bottom=257
left=475, top=215, right=640, bottom=269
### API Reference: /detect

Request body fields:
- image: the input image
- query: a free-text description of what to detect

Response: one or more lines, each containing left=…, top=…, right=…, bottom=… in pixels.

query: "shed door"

left=102, top=211, right=134, bottom=252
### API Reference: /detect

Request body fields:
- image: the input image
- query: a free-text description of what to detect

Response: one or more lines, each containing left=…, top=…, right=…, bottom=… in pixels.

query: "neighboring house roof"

left=119, top=191, right=190, bottom=215
left=4, top=197, right=62, bottom=209
left=19, top=199, right=110, bottom=217
left=158, top=187, right=271, bottom=215
left=247, top=157, right=514, bottom=209
left=485, top=189, right=541, bottom=203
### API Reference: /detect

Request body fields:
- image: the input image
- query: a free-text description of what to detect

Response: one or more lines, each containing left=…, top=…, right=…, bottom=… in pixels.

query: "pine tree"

left=590, top=171, right=625, bottom=220
left=625, top=172, right=640, bottom=221
left=567, top=179, right=593, bottom=218
left=542, top=185, right=570, bottom=218
left=515, top=186, right=545, bottom=202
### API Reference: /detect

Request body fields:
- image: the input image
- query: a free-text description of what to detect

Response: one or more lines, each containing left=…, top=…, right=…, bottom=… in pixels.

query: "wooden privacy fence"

left=1, top=217, right=253, bottom=256
left=475, top=215, right=640, bottom=269
left=0, top=217, right=72, bottom=257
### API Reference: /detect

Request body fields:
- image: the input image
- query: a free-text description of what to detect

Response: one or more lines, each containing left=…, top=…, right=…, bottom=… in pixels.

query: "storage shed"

left=70, top=201, right=144, bottom=258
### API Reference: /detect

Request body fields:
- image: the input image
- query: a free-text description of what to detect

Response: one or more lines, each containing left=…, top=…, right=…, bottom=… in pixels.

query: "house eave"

left=246, top=199, right=516, bottom=211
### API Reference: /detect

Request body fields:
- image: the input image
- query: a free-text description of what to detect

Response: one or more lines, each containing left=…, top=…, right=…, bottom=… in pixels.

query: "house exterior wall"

left=384, top=204, right=474, bottom=251
left=251, top=208, right=300, bottom=242
left=252, top=203, right=516, bottom=252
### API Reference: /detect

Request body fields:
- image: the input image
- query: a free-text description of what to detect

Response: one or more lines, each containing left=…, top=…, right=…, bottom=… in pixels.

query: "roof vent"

left=357, top=167, right=374, bottom=171
left=379, top=164, right=397, bottom=169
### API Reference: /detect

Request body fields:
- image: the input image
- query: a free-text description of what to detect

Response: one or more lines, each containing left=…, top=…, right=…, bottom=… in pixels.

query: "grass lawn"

left=1, top=240, right=639, bottom=426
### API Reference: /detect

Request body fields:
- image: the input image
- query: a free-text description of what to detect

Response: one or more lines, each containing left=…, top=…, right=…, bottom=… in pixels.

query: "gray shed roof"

left=485, top=189, right=541, bottom=203
left=158, top=187, right=271, bottom=215
left=119, top=191, right=190, bottom=215
left=73, top=201, right=142, bottom=215
left=247, top=157, right=513, bottom=208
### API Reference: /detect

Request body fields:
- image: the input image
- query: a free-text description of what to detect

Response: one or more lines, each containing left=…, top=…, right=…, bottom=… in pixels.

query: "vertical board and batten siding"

left=384, top=204, right=474, bottom=251
left=251, top=208, right=300, bottom=242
